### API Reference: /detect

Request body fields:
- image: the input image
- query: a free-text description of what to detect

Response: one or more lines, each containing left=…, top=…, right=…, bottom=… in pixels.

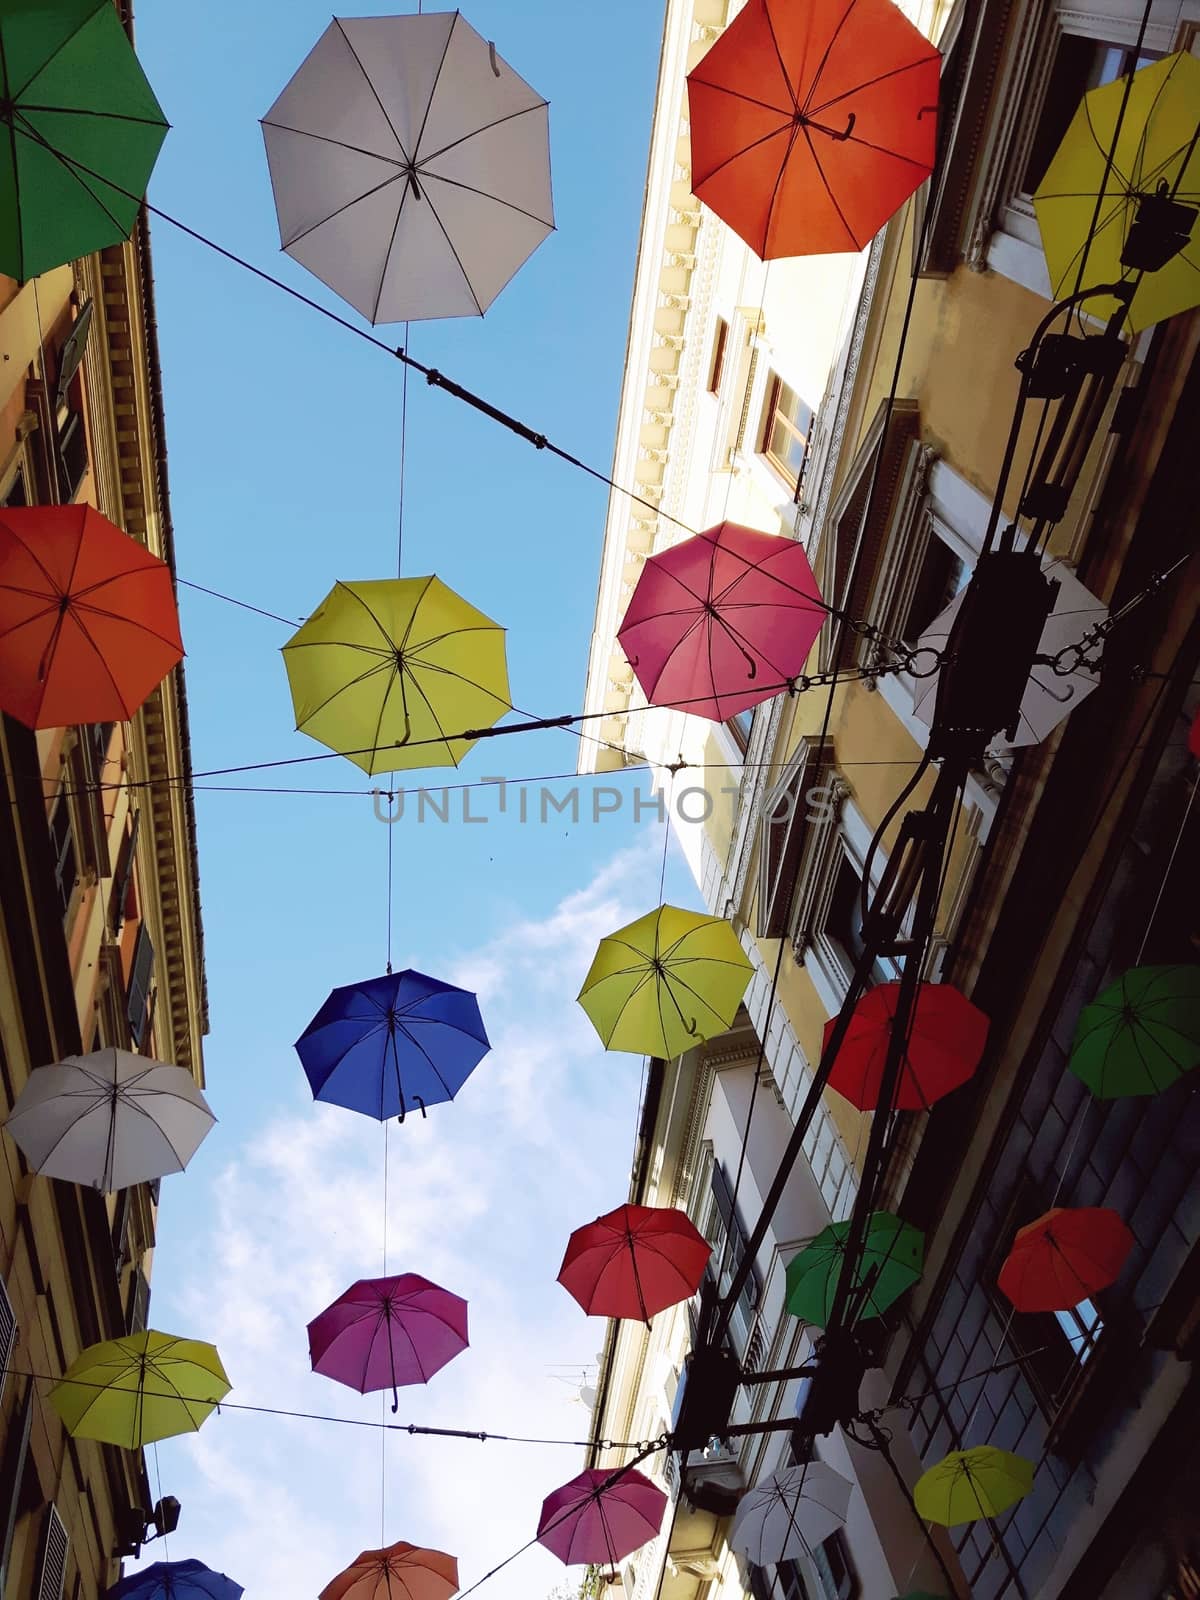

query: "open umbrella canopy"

left=998, top=1206, right=1133, bottom=1313
left=0, top=505, right=184, bottom=729
left=318, top=1541, right=459, bottom=1600
left=578, top=905, right=753, bottom=1056
left=537, top=1468, right=667, bottom=1566
left=262, top=12, right=553, bottom=323
left=785, top=1212, right=924, bottom=1328
left=50, top=1331, right=230, bottom=1449
left=1033, top=51, right=1200, bottom=332
left=0, top=0, right=168, bottom=280
left=826, top=982, right=989, bottom=1111
left=617, top=522, right=826, bottom=721
left=282, top=577, right=510, bottom=774
left=558, top=1203, right=712, bottom=1322
left=308, top=1273, right=468, bottom=1408
left=914, top=1447, right=1033, bottom=1526
left=912, top=559, right=1107, bottom=748
left=1068, top=964, right=1200, bottom=1097
left=730, top=1462, right=853, bottom=1565
left=4, top=1048, right=214, bottom=1193
left=107, top=1560, right=244, bottom=1600
left=295, top=969, right=489, bottom=1122
left=686, top=0, right=940, bottom=258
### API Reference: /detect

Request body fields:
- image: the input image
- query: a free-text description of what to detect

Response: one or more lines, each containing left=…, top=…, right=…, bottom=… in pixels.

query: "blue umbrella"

left=295, top=969, right=490, bottom=1121
left=108, top=1560, right=243, bottom=1600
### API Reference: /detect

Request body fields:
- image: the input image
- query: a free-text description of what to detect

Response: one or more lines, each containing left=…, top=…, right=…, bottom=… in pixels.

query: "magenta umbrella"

left=617, top=522, right=826, bottom=721
left=307, top=1273, right=468, bottom=1411
left=537, top=1468, right=667, bottom=1566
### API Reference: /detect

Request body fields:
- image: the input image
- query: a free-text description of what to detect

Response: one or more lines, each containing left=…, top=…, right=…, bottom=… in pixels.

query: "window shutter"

left=126, top=926, right=155, bottom=1046
left=0, top=1278, right=15, bottom=1406
left=125, top=1267, right=151, bottom=1336
left=37, top=1504, right=69, bottom=1600
left=759, top=741, right=837, bottom=942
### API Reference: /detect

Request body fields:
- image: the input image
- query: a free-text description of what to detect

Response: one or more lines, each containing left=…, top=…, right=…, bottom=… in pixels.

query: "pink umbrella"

left=307, top=1273, right=468, bottom=1410
left=537, top=1468, right=667, bottom=1566
left=617, top=522, right=826, bottom=722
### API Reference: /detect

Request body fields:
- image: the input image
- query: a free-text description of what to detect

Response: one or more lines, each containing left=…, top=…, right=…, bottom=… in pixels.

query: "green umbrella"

left=0, top=0, right=168, bottom=280
left=785, top=1211, right=924, bottom=1329
left=1068, top=965, right=1200, bottom=1098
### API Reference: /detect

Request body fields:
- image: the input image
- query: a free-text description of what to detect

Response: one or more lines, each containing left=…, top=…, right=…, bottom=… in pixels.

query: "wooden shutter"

left=37, top=1503, right=69, bottom=1600
left=110, top=810, right=139, bottom=934
left=125, top=1268, right=151, bottom=1336
left=0, top=1277, right=15, bottom=1406
left=126, top=926, right=155, bottom=1046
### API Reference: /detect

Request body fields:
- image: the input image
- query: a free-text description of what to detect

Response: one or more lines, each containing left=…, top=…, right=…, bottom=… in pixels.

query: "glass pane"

left=903, top=532, right=966, bottom=645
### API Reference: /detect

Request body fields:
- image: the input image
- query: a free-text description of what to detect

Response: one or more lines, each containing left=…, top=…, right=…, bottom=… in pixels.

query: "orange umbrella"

left=0, top=505, right=183, bottom=729
left=319, top=1542, right=458, bottom=1600
left=998, top=1207, right=1134, bottom=1313
left=686, top=0, right=941, bottom=258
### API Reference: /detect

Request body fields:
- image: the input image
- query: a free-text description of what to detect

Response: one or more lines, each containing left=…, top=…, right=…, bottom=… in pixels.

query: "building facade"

left=0, top=166, right=207, bottom=1600
left=583, top=0, right=1200, bottom=1595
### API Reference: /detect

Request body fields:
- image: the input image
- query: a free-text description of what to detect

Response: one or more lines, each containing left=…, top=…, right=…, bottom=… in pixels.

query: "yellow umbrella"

left=49, top=1330, right=230, bottom=1450
left=913, top=1447, right=1033, bottom=1526
left=578, top=904, right=753, bottom=1056
left=1033, top=51, right=1200, bottom=331
left=282, top=577, right=510, bottom=774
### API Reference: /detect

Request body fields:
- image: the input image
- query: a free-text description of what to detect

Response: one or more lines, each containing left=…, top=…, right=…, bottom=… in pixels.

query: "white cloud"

left=137, top=841, right=665, bottom=1600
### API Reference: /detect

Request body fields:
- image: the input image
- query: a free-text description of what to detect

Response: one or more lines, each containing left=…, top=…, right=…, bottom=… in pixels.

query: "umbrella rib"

left=260, top=118, right=406, bottom=171
left=17, top=103, right=166, bottom=128
left=396, top=657, right=458, bottom=757
left=66, top=595, right=185, bottom=653
left=692, top=120, right=794, bottom=195
left=801, top=123, right=863, bottom=249
left=280, top=171, right=406, bottom=254
left=761, top=1, right=801, bottom=113
left=55, top=609, right=143, bottom=718
left=333, top=18, right=410, bottom=162
left=10, top=5, right=96, bottom=102
left=394, top=1020, right=457, bottom=1100
left=410, top=13, right=459, bottom=163
left=292, top=658, right=395, bottom=728
left=800, top=0, right=859, bottom=116
left=417, top=169, right=554, bottom=230
left=0, top=38, right=25, bottom=284
left=13, top=113, right=130, bottom=236
left=411, top=189, right=485, bottom=316
left=372, top=181, right=411, bottom=325
left=687, top=71, right=794, bottom=120
left=419, top=101, right=548, bottom=167
left=807, top=53, right=940, bottom=119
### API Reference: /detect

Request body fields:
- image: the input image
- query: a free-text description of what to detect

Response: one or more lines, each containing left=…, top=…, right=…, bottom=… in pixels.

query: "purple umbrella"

left=307, top=1273, right=468, bottom=1410
left=537, top=1468, right=667, bottom=1566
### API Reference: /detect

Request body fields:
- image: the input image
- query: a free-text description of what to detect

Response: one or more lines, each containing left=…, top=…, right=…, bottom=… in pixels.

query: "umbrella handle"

left=392, top=1386, right=400, bottom=1414
left=488, top=40, right=501, bottom=76
left=833, top=112, right=855, bottom=142
left=685, top=1015, right=699, bottom=1037
left=396, top=1095, right=427, bottom=1125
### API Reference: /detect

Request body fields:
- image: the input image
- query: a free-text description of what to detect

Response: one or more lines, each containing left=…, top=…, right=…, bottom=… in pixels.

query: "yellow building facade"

left=0, top=208, right=207, bottom=1599
left=583, top=0, right=1199, bottom=1594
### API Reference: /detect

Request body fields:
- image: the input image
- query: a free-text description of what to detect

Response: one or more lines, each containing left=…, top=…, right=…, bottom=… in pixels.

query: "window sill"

left=985, top=226, right=1053, bottom=300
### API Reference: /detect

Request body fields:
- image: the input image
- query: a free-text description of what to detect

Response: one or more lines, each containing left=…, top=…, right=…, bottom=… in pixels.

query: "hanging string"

left=1134, top=751, right=1197, bottom=963
left=151, top=1441, right=170, bottom=1560
left=397, top=325, right=410, bottom=578
left=386, top=793, right=395, bottom=974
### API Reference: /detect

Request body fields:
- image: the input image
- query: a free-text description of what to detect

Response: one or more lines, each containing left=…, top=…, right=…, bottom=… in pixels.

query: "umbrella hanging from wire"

left=0, top=0, right=168, bottom=280
left=617, top=522, right=826, bottom=721
left=295, top=969, right=490, bottom=1123
left=911, top=559, right=1107, bottom=748
left=3, top=1048, right=215, bottom=1193
left=282, top=577, right=510, bottom=774
left=785, top=1212, right=924, bottom=1328
left=1033, top=51, right=1200, bottom=333
left=558, top=1203, right=712, bottom=1323
left=825, top=981, right=989, bottom=1111
left=1066, top=964, right=1200, bottom=1097
left=0, top=505, right=184, bottom=729
left=262, top=12, right=554, bottom=324
left=107, top=1560, right=244, bottom=1600
left=578, top=905, right=753, bottom=1057
left=686, top=0, right=940, bottom=258
left=318, top=1542, right=459, bottom=1600
left=998, top=1206, right=1134, bottom=1313
left=50, top=1330, right=230, bottom=1449
left=729, top=1462, right=853, bottom=1565
left=913, top=1447, right=1033, bottom=1526
left=308, top=1273, right=469, bottom=1411
left=536, top=1468, right=667, bottom=1566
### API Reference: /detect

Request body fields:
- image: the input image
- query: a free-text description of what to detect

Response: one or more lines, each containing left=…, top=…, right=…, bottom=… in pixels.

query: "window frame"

left=759, top=372, right=814, bottom=496
left=48, top=798, right=78, bottom=921
left=708, top=315, right=731, bottom=395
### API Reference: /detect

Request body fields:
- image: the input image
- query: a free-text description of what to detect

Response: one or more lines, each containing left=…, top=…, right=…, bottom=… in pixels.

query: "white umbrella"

left=912, top=558, right=1108, bottom=748
left=730, top=1461, right=853, bottom=1566
left=4, top=1048, right=215, bottom=1193
left=261, top=12, right=554, bottom=324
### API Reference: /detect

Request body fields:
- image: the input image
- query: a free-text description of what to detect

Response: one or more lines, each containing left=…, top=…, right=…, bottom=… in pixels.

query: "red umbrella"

left=826, top=982, right=988, bottom=1111
left=307, top=1273, right=468, bottom=1409
left=558, top=1203, right=712, bottom=1323
left=686, top=0, right=940, bottom=258
left=617, top=522, right=825, bottom=721
left=0, top=505, right=184, bottom=729
left=998, top=1207, right=1134, bottom=1313
left=319, top=1541, right=459, bottom=1600
left=537, top=1468, right=667, bottom=1566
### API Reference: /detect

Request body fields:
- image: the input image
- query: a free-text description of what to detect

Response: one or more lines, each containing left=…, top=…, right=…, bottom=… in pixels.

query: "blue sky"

left=130, top=1, right=694, bottom=1595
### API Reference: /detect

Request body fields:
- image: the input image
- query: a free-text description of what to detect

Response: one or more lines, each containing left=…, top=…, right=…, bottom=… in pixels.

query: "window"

left=91, top=722, right=115, bottom=770
left=0, top=1276, right=15, bottom=1407
left=0, top=463, right=26, bottom=507
left=1054, top=1297, right=1104, bottom=1363
left=125, top=1268, right=151, bottom=1336
left=110, top=812, right=139, bottom=935
left=727, top=706, right=754, bottom=753
left=126, top=925, right=155, bottom=1047
left=704, top=1159, right=760, bottom=1349
left=757, top=740, right=836, bottom=940
left=48, top=800, right=77, bottom=919
left=53, top=299, right=92, bottom=505
left=811, top=1534, right=859, bottom=1600
left=36, top=1504, right=69, bottom=1600
left=1022, top=39, right=1157, bottom=195
left=823, top=853, right=902, bottom=989
left=708, top=316, right=730, bottom=394
left=760, top=374, right=813, bottom=493
left=899, top=529, right=968, bottom=647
